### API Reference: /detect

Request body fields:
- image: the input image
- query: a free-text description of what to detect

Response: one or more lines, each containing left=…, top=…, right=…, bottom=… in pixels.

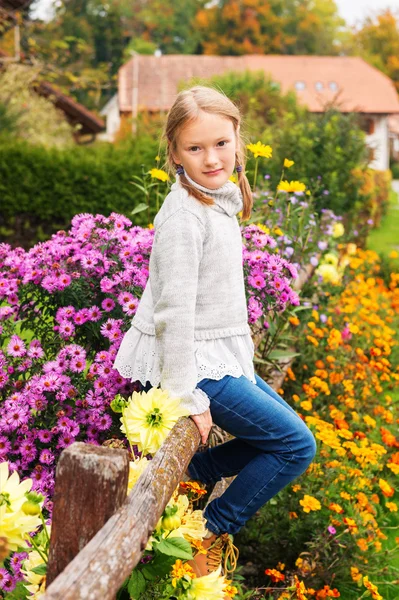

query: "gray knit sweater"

left=131, top=172, right=251, bottom=414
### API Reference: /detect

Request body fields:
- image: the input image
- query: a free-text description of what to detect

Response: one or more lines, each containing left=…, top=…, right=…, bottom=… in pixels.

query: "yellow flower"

left=0, top=463, right=42, bottom=553
left=246, top=141, right=272, bottom=159
left=186, top=565, right=228, bottom=599
left=379, top=478, right=394, bottom=498
left=389, top=250, right=398, bottom=259
left=229, top=174, right=238, bottom=183
left=21, top=549, right=47, bottom=598
left=0, top=462, right=33, bottom=512
left=166, top=493, right=207, bottom=542
left=387, top=463, right=399, bottom=474
left=277, top=180, right=306, bottom=193
left=148, top=168, right=169, bottom=182
left=299, top=494, right=321, bottom=513
left=363, top=576, right=383, bottom=600
left=155, top=155, right=161, bottom=161
left=350, top=566, right=362, bottom=582
left=127, top=457, right=150, bottom=492
left=315, top=264, right=341, bottom=284
left=332, top=222, right=345, bottom=238
left=284, top=158, right=294, bottom=168
left=224, top=580, right=238, bottom=597
left=363, top=415, right=376, bottom=428
left=120, top=388, right=189, bottom=455
left=323, top=252, right=339, bottom=266
left=171, top=559, right=196, bottom=588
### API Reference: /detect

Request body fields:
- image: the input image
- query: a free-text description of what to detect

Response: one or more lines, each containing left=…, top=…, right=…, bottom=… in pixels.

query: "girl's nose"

left=204, top=151, right=219, bottom=167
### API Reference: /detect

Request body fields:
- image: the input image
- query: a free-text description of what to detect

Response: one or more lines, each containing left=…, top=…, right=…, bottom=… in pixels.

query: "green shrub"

left=390, top=161, right=399, bottom=179
left=0, top=136, right=160, bottom=247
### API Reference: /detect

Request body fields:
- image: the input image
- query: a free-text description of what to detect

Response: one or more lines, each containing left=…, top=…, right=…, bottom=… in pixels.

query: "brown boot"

left=188, top=531, right=239, bottom=578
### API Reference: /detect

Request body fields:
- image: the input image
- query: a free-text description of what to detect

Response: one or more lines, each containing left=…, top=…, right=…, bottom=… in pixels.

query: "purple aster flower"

left=318, top=240, right=328, bottom=251
left=101, top=298, right=116, bottom=312
left=39, top=448, right=55, bottom=465
left=37, top=429, right=53, bottom=443
left=7, top=335, right=26, bottom=358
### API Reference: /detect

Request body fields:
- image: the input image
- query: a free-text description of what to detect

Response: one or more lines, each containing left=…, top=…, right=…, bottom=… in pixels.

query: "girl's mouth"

left=204, top=169, right=223, bottom=176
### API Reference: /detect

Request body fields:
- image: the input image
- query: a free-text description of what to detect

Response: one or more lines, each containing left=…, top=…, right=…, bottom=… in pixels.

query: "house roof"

left=0, top=0, right=33, bottom=11
left=118, top=55, right=399, bottom=115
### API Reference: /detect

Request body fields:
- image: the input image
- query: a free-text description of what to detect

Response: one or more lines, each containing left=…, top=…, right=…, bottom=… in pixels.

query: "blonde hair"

left=161, top=85, right=253, bottom=221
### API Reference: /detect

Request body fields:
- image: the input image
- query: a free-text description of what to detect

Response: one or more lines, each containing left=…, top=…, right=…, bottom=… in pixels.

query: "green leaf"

left=31, top=563, right=47, bottom=575
left=130, top=182, right=148, bottom=194
left=267, top=350, right=301, bottom=360
left=253, top=355, right=270, bottom=365
left=141, top=553, right=176, bottom=580
left=155, top=537, right=193, bottom=560
left=131, top=203, right=148, bottom=216
left=127, top=569, right=146, bottom=599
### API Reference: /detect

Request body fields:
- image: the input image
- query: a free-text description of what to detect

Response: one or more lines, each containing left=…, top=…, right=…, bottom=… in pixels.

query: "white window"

left=315, top=81, right=324, bottom=91
left=295, top=81, right=306, bottom=91
left=329, top=81, right=338, bottom=91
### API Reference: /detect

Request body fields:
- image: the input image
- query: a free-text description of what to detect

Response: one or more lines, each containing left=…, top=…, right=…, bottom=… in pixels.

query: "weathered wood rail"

left=41, top=261, right=316, bottom=599
left=42, top=419, right=200, bottom=599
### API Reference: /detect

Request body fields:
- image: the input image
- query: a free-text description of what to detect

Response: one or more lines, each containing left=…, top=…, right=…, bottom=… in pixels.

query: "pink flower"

left=7, top=335, right=26, bottom=357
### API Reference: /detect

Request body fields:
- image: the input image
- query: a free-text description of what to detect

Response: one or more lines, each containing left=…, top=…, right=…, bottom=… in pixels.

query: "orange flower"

left=294, top=575, right=308, bottom=600
left=350, top=566, right=362, bottom=582
left=379, top=478, right=394, bottom=497
left=265, top=568, right=285, bottom=582
left=363, top=576, right=383, bottom=600
left=357, top=538, right=368, bottom=551
left=316, top=585, right=340, bottom=598
left=328, top=502, right=344, bottom=514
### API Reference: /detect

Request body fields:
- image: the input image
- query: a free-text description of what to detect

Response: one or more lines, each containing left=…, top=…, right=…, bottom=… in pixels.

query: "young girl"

left=114, top=85, right=316, bottom=580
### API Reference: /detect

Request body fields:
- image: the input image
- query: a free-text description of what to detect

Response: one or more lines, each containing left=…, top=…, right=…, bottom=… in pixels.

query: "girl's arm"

left=150, top=209, right=210, bottom=416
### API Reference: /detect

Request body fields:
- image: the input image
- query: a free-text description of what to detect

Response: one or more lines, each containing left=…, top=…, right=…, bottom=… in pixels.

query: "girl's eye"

left=189, top=146, right=199, bottom=152
left=218, top=140, right=228, bottom=146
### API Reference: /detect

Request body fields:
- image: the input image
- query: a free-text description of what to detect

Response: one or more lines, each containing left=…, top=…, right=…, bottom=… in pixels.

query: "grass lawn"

left=367, top=188, right=399, bottom=265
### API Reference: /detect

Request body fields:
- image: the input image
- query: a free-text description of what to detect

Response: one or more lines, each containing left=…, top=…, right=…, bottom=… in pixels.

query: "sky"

left=30, top=0, right=399, bottom=25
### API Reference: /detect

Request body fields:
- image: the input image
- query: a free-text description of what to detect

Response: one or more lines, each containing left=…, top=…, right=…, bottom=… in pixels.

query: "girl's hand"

left=190, top=409, right=213, bottom=445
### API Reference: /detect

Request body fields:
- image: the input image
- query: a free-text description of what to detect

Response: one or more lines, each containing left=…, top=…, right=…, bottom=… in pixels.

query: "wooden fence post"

left=46, top=442, right=130, bottom=587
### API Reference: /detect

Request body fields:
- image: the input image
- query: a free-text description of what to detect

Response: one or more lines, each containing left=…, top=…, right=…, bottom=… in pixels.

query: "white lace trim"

left=113, top=324, right=256, bottom=386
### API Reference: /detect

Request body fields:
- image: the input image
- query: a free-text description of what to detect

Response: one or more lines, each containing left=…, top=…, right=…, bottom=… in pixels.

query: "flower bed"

left=237, top=248, right=399, bottom=599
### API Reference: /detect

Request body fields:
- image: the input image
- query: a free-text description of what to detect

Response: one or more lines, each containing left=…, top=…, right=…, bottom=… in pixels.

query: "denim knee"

left=300, top=428, right=317, bottom=467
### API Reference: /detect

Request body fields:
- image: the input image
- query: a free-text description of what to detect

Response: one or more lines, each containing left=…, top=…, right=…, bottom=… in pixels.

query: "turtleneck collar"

left=173, top=171, right=243, bottom=217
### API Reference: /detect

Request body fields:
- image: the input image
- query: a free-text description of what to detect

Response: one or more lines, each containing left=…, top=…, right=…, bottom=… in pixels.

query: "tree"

left=351, top=9, right=399, bottom=93
left=195, top=0, right=345, bottom=56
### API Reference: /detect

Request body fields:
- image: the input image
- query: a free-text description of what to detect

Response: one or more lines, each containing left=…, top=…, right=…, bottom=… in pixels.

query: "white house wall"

left=366, top=115, right=389, bottom=171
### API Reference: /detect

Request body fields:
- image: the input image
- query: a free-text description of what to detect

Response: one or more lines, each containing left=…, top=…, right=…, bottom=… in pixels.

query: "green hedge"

left=0, top=102, right=371, bottom=248
left=0, top=136, right=160, bottom=247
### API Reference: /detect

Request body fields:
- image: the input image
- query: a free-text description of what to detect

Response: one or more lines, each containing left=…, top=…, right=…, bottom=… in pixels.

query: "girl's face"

left=171, top=111, right=238, bottom=189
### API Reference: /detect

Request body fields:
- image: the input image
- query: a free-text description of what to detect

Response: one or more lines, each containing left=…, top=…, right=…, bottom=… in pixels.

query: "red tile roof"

left=118, top=55, right=399, bottom=114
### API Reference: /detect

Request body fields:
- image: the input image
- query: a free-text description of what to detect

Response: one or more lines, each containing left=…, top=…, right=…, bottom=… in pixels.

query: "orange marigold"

left=265, top=568, right=285, bottom=582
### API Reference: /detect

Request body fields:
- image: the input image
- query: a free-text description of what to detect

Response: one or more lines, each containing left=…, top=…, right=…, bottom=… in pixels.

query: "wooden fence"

left=41, top=262, right=315, bottom=599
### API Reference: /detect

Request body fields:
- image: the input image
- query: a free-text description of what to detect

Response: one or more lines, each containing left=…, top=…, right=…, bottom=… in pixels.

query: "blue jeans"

left=140, top=373, right=316, bottom=536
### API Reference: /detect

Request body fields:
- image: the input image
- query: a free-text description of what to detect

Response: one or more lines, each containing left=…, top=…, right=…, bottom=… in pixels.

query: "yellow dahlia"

left=332, top=222, right=345, bottom=238
left=127, top=457, right=150, bottom=493
left=120, top=388, right=189, bottom=455
left=185, top=565, right=228, bottom=599
left=21, top=549, right=47, bottom=598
